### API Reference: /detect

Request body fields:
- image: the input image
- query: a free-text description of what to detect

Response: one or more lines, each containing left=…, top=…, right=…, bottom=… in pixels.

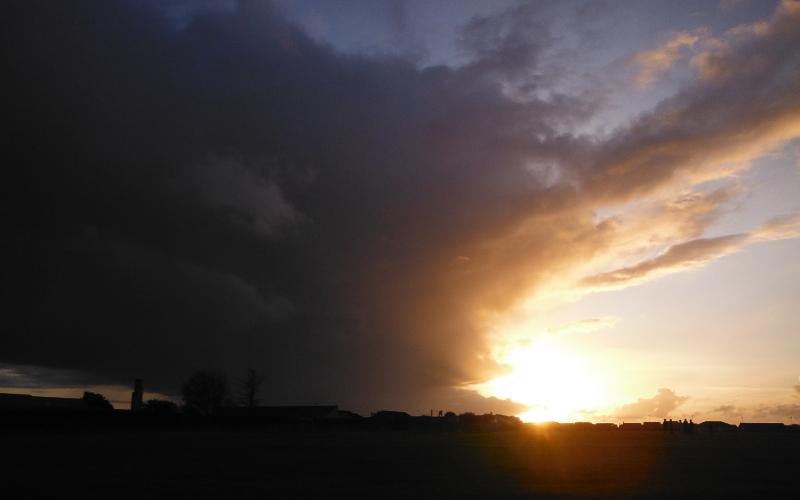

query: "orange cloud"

left=634, top=30, right=704, bottom=86
left=576, top=214, right=800, bottom=292
left=693, top=0, right=800, bottom=82
left=578, top=234, right=746, bottom=291
left=474, top=2, right=800, bottom=308
left=613, top=388, right=689, bottom=420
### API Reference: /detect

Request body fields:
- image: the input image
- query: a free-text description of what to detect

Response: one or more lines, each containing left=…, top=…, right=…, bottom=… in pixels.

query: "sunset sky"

left=3, top=0, right=799, bottom=423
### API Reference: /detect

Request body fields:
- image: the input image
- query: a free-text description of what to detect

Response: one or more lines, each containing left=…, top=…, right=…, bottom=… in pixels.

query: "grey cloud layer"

left=2, top=1, right=798, bottom=413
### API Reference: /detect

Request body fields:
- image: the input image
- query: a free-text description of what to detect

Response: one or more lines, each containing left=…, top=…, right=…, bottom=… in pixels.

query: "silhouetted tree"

left=142, top=399, right=178, bottom=413
left=458, top=411, right=476, bottom=431
left=439, top=411, right=458, bottom=431
left=82, top=391, right=113, bottom=410
left=237, top=368, right=266, bottom=409
left=180, top=370, right=231, bottom=415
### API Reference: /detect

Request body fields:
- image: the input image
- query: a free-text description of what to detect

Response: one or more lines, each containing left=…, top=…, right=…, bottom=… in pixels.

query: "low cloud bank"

left=613, top=388, right=690, bottom=420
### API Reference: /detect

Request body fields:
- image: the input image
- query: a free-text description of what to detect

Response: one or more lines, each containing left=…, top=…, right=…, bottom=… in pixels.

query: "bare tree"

left=180, top=370, right=231, bottom=415
left=237, top=367, right=266, bottom=409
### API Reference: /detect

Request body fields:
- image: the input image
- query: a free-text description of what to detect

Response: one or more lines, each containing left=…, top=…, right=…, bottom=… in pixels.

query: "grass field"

left=3, top=428, right=799, bottom=499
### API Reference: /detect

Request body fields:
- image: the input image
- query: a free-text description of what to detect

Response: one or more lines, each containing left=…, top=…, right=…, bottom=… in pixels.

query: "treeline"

left=138, top=368, right=266, bottom=416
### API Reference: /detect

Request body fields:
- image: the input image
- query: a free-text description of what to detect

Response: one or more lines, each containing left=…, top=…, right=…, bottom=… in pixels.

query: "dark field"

left=3, top=428, right=799, bottom=499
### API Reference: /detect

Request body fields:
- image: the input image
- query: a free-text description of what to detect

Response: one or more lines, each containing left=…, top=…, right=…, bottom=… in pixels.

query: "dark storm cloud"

left=2, top=0, right=799, bottom=414
left=3, top=0, right=586, bottom=412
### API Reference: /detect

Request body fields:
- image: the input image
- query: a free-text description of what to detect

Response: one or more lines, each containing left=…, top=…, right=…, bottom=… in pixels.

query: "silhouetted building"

left=488, top=414, right=522, bottom=427
left=696, top=421, right=738, bottom=434
left=249, top=405, right=349, bottom=420
left=594, top=423, right=617, bottom=430
left=739, top=422, right=786, bottom=433
left=371, top=410, right=411, bottom=420
left=619, top=422, right=643, bottom=431
left=337, top=410, right=364, bottom=419
left=0, top=393, right=85, bottom=410
left=131, top=379, right=143, bottom=412
left=371, top=410, right=414, bottom=430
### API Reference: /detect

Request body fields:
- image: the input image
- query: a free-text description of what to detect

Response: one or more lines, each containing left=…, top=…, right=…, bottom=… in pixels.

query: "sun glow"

left=481, top=342, right=606, bottom=423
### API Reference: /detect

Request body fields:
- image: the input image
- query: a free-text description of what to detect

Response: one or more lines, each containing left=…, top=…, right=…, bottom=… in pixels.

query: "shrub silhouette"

left=142, top=399, right=178, bottom=413
left=82, top=391, right=113, bottom=410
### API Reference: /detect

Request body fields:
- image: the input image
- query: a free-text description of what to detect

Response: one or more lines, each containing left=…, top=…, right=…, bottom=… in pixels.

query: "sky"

left=2, top=0, right=799, bottom=423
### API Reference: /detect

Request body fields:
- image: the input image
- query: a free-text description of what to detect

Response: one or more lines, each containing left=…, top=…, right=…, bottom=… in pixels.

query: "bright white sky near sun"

left=284, top=0, right=800, bottom=423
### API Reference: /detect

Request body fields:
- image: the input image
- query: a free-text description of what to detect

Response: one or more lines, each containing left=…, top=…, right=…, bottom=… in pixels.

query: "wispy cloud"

left=577, top=214, right=800, bottom=292
left=710, top=404, right=745, bottom=419
left=544, top=317, right=619, bottom=336
left=634, top=30, right=705, bottom=86
left=579, top=234, right=746, bottom=291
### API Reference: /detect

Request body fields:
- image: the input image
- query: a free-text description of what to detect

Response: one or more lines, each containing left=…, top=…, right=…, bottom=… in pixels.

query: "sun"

left=479, top=342, right=606, bottom=422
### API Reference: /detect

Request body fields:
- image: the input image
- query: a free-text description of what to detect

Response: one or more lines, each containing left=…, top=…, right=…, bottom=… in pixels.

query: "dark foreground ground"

left=3, top=428, right=799, bottom=499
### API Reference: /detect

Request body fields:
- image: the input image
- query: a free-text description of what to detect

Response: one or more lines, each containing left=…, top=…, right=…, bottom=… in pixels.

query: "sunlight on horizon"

left=479, top=342, right=607, bottom=423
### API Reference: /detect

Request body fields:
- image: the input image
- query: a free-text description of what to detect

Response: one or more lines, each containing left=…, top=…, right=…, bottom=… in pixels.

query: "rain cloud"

left=2, top=0, right=799, bottom=413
